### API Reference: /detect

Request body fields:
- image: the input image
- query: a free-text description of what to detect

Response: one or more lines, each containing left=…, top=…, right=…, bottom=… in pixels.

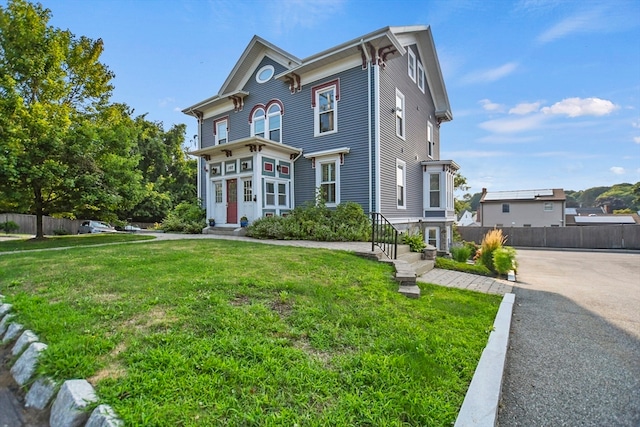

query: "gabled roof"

left=183, top=36, right=300, bottom=114
left=183, top=26, right=452, bottom=121
left=480, top=188, right=566, bottom=203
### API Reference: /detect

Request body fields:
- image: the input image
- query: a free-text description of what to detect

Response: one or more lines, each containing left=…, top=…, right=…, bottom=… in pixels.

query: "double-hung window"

left=396, top=89, right=405, bottom=139
left=502, top=203, right=510, bottom=213
left=320, top=161, right=337, bottom=204
left=396, top=159, right=406, bottom=209
left=267, top=104, right=281, bottom=142
left=429, top=173, right=440, bottom=208
left=251, top=102, right=282, bottom=142
left=313, top=80, right=339, bottom=136
left=252, top=109, right=265, bottom=138
left=417, top=61, right=425, bottom=93
left=408, top=49, right=416, bottom=82
left=214, top=117, right=228, bottom=145
left=427, top=122, right=434, bottom=158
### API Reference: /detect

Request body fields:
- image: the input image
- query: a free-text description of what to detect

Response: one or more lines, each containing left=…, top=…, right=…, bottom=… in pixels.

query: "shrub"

left=246, top=198, right=370, bottom=242
left=478, top=229, right=507, bottom=273
left=0, top=220, right=19, bottom=234
left=161, top=201, right=206, bottom=234
left=493, top=246, right=517, bottom=276
left=53, top=228, right=71, bottom=235
left=402, top=232, right=426, bottom=253
left=450, top=245, right=472, bottom=263
left=435, top=257, right=493, bottom=276
left=463, top=241, right=479, bottom=259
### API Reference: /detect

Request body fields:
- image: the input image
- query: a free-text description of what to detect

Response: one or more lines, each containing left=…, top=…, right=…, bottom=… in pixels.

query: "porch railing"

left=371, top=212, right=399, bottom=260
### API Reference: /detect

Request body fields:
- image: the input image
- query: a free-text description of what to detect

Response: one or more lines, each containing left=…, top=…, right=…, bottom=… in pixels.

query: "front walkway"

left=418, top=268, right=513, bottom=295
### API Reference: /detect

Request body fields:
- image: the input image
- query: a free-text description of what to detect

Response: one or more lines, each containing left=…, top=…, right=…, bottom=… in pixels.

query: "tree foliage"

left=0, top=0, right=196, bottom=235
left=0, top=0, right=135, bottom=237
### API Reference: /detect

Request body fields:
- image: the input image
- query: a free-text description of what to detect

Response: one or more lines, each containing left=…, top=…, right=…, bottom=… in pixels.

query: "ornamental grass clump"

left=478, top=228, right=507, bottom=273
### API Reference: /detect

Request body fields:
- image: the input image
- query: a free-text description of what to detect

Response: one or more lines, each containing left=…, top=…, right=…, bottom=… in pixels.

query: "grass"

left=435, top=257, right=494, bottom=277
left=0, top=239, right=501, bottom=426
left=0, top=233, right=154, bottom=252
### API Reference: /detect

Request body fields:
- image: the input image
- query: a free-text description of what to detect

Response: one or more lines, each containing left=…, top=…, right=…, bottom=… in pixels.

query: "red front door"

left=226, top=179, right=237, bottom=224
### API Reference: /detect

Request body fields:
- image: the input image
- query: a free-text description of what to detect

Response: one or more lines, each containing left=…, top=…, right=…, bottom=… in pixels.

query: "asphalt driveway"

left=498, top=249, right=640, bottom=426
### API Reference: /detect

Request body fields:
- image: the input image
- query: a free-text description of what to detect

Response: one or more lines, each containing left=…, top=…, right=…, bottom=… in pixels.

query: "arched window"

left=252, top=108, right=265, bottom=138
left=267, top=104, right=281, bottom=142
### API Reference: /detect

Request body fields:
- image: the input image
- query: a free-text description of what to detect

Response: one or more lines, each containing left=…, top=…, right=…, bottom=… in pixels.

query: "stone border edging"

left=0, top=295, right=123, bottom=427
left=454, top=292, right=515, bottom=427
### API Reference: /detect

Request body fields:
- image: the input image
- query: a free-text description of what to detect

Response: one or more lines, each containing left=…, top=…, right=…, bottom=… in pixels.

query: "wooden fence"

left=458, top=225, right=640, bottom=250
left=0, top=213, right=84, bottom=236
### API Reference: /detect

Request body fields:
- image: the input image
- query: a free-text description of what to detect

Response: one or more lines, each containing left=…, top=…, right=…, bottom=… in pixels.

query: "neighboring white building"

left=456, top=210, right=478, bottom=226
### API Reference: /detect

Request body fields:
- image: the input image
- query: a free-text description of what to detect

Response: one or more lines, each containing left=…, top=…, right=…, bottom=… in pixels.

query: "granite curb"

left=454, top=292, right=515, bottom=427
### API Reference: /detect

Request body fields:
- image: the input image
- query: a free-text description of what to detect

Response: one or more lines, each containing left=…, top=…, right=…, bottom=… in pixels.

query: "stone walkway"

left=418, top=268, right=513, bottom=295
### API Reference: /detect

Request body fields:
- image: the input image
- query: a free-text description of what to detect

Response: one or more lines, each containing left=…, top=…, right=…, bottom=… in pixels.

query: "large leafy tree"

left=119, top=118, right=196, bottom=223
left=0, top=0, right=141, bottom=237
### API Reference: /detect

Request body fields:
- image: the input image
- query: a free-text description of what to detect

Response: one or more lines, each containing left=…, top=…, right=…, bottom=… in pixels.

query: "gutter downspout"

left=374, top=53, right=381, bottom=213
left=360, top=39, right=373, bottom=214
left=290, top=150, right=304, bottom=210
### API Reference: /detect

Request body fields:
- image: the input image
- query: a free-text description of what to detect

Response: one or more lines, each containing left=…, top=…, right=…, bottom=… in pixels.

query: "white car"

left=78, top=220, right=117, bottom=234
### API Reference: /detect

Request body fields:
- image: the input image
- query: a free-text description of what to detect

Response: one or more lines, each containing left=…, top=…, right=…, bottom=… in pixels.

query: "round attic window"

left=256, top=65, right=274, bottom=83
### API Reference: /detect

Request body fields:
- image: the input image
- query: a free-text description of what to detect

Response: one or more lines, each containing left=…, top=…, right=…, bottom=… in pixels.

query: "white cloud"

left=610, top=166, right=625, bottom=175
left=541, top=97, right=618, bottom=117
left=272, top=0, right=345, bottom=33
left=509, top=102, right=542, bottom=115
left=633, top=120, right=640, bottom=129
left=461, top=62, right=519, bottom=84
left=536, top=9, right=605, bottom=44
left=479, top=99, right=504, bottom=112
left=479, top=114, right=546, bottom=134
left=158, top=97, right=176, bottom=108
left=634, top=136, right=640, bottom=144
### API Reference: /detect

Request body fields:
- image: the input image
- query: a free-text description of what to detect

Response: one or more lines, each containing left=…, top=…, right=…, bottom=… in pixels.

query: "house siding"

left=481, top=200, right=565, bottom=227
left=378, top=44, right=438, bottom=218
left=200, top=58, right=371, bottom=212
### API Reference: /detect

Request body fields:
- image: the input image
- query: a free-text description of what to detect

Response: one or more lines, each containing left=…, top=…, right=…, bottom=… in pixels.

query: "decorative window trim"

left=408, top=48, right=416, bottom=82
left=316, top=157, right=340, bottom=207
left=429, top=172, right=441, bottom=208
left=256, top=65, right=275, bottom=84
left=213, top=116, right=229, bottom=145
left=249, top=100, right=284, bottom=142
left=395, top=89, right=405, bottom=140
left=312, top=79, right=340, bottom=137
left=417, top=61, right=425, bottom=93
left=396, top=159, right=406, bottom=209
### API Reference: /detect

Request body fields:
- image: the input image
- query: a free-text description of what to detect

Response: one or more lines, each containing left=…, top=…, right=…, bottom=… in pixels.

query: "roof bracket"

left=284, top=72, right=301, bottom=94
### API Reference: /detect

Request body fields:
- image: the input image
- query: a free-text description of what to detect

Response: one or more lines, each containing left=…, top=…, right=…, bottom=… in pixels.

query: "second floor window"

left=503, top=203, right=510, bottom=213
left=214, top=117, right=228, bottom=145
left=312, top=79, right=339, bottom=137
left=251, top=102, right=282, bottom=143
left=397, top=159, right=406, bottom=208
left=252, top=109, right=265, bottom=138
left=396, top=89, right=405, bottom=139
left=427, top=122, right=434, bottom=158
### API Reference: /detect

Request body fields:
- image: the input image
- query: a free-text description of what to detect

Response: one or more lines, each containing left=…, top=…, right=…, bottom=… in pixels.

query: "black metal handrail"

left=371, top=212, right=399, bottom=260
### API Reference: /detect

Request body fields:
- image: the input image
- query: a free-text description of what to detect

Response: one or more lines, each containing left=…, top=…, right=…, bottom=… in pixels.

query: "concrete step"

left=413, top=259, right=435, bottom=276
left=203, top=226, right=243, bottom=236
left=397, top=251, right=423, bottom=264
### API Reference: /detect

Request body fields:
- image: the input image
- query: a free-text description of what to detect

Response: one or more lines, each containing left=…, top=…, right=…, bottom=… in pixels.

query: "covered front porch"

left=190, top=136, right=302, bottom=227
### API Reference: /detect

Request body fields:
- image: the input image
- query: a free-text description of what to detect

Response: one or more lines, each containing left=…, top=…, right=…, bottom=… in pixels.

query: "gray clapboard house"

left=184, top=25, right=458, bottom=251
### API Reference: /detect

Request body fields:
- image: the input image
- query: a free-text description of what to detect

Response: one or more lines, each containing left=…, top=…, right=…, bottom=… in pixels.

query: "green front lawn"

left=0, top=239, right=500, bottom=426
left=0, top=233, right=154, bottom=252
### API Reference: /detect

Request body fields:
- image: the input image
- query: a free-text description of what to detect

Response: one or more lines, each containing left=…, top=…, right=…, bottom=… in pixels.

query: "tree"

left=119, top=118, right=197, bottom=222
left=0, top=0, right=140, bottom=237
left=453, top=172, right=470, bottom=214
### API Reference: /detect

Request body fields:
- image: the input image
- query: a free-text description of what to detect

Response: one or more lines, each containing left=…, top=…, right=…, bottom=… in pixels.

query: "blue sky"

left=34, top=0, right=640, bottom=194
